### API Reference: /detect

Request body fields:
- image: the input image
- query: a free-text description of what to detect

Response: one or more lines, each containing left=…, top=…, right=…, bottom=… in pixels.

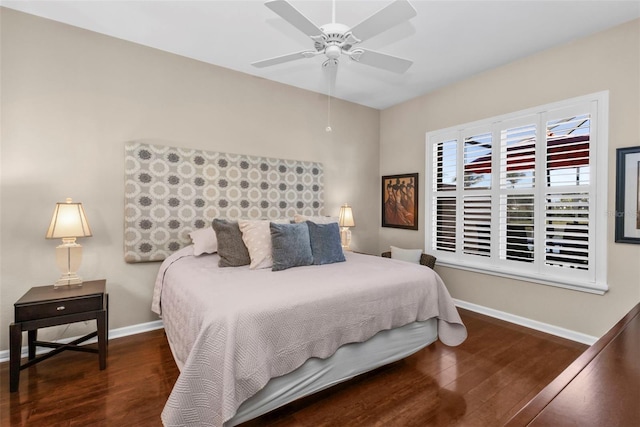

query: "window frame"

left=425, top=92, right=609, bottom=294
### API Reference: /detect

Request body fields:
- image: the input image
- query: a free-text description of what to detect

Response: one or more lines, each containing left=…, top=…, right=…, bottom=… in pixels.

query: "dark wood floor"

left=0, top=309, right=586, bottom=426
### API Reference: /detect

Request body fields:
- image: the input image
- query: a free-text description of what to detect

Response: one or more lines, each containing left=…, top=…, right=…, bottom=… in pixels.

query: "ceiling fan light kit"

left=252, top=0, right=417, bottom=74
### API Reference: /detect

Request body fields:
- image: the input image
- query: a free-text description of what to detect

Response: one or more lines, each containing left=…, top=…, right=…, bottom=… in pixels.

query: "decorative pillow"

left=293, top=214, right=338, bottom=224
left=238, top=219, right=288, bottom=269
left=390, top=246, right=423, bottom=264
left=306, top=221, right=345, bottom=265
left=212, top=219, right=251, bottom=267
left=189, top=226, right=218, bottom=256
left=270, top=222, right=313, bottom=271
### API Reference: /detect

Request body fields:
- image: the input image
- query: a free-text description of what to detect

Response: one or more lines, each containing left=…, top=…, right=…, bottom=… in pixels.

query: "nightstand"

left=9, top=279, right=108, bottom=392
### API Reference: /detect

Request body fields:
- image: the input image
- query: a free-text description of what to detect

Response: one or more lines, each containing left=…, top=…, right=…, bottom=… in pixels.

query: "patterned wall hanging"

left=124, top=142, right=324, bottom=262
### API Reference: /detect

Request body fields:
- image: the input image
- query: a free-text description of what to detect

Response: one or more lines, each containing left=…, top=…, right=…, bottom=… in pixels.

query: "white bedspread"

left=152, top=247, right=466, bottom=427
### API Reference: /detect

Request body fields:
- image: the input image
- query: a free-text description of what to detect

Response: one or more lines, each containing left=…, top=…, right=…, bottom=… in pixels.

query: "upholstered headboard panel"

left=124, top=142, right=324, bottom=262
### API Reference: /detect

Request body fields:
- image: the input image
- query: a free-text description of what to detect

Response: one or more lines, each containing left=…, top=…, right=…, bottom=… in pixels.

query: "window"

left=425, top=92, right=608, bottom=294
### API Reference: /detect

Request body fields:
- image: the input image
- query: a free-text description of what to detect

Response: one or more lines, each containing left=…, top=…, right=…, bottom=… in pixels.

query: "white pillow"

left=239, top=219, right=288, bottom=269
left=189, top=227, right=218, bottom=256
left=293, top=214, right=338, bottom=224
left=390, top=246, right=422, bottom=264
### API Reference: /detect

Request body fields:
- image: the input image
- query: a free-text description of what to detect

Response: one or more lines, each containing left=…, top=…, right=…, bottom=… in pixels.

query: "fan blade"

left=265, top=0, right=323, bottom=37
left=252, top=51, right=315, bottom=68
left=348, top=0, right=417, bottom=41
left=349, top=49, right=413, bottom=74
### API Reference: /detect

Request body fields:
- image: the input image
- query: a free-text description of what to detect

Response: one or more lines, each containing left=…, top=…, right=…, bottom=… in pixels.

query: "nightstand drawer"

left=15, top=294, right=103, bottom=322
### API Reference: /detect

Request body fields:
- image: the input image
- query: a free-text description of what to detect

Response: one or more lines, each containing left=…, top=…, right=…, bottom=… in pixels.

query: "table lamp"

left=338, top=203, right=355, bottom=251
left=46, top=198, right=92, bottom=287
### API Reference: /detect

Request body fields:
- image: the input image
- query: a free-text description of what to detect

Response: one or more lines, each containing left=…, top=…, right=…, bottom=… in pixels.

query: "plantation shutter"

left=543, top=110, right=592, bottom=273
left=462, top=132, right=492, bottom=257
left=432, top=138, right=457, bottom=252
left=425, top=92, right=607, bottom=293
left=463, top=195, right=491, bottom=256
left=498, top=119, right=537, bottom=263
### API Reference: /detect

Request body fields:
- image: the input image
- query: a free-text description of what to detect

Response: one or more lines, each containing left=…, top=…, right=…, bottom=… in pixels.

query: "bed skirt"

left=226, top=318, right=438, bottom=426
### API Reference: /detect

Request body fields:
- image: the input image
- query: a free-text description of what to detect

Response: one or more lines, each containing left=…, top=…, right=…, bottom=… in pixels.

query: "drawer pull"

left=56, top=306, right=66, bottom=311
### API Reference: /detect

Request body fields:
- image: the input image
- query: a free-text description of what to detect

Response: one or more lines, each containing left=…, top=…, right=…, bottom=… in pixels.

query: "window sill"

left=435, top=259, right=608, bottom=295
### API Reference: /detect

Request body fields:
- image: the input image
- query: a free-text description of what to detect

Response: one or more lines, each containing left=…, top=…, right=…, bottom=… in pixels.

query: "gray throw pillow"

left=270, top=222, right=313, bottom=271
left=306, top=221, right=345, bottom=265
left=212, top=219, right=251, bottom=267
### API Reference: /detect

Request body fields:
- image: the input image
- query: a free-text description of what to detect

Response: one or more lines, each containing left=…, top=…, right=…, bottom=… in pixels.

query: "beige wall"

left=0, top=9, right=380, bottom=351
left=1, top=9, right=637, bottom=353
left=380, top=19, right=640, bottom=337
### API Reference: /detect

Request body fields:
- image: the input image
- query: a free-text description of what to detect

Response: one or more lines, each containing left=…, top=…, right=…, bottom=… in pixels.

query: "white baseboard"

left=454, top=299, right=597, bottom=345
left=1, top=302, right=597, bottom=363
left=0, top=320, right=164, bottom=363
left=108, top=319, right=164, bottom=340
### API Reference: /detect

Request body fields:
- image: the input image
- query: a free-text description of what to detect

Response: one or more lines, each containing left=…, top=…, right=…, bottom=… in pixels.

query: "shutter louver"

left=434, top=196, right=456, bottom=252
left=545, top=192, right=589, bottom=270
left=434, top=140, right=457, bottom=191
left=464, top=133, right=492, bottom=189
left=500, top=124, right=536, bottom=189
left=500, top=194, right=534, bottom=262
left=463, top=196, right=491, bottom=256
left=546, top=114, right=590, bottom=187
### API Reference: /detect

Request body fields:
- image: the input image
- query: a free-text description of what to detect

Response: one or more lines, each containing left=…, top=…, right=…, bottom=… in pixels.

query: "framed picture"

left=615, top=146, right=640, bottom=244
left=382, top=173, right=418, bottom=230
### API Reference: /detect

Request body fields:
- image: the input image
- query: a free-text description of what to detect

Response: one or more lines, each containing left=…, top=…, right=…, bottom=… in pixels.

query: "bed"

left=151, top=244, right=467, bottom=426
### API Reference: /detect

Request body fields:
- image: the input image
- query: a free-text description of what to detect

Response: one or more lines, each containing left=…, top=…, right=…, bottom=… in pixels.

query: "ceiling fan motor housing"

left=317, top=23, right=354, bottom=53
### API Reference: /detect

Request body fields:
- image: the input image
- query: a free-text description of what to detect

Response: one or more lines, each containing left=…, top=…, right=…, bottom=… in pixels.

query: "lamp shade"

left=338, top=204, right=355, bottom=228
left=46, top=198, right=92, bottom=239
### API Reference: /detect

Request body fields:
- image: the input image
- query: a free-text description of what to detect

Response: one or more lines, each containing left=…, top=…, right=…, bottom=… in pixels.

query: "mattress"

left=152, top=247, right=466, bottom=426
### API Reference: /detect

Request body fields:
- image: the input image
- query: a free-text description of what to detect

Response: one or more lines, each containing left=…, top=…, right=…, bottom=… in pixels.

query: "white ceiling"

left=2, top=0, right=639, bottom=109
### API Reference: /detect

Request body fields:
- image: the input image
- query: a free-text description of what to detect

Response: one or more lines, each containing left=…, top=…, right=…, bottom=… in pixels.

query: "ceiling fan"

left=252, top=0, right=417, bottom=74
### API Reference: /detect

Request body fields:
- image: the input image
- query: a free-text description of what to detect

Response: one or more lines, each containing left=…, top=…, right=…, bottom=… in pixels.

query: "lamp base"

left=54, top=273, right=83, bottom=288
left=340, top=227, right=352, bottom=252
left=53, top=241, right=84, bottom=288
